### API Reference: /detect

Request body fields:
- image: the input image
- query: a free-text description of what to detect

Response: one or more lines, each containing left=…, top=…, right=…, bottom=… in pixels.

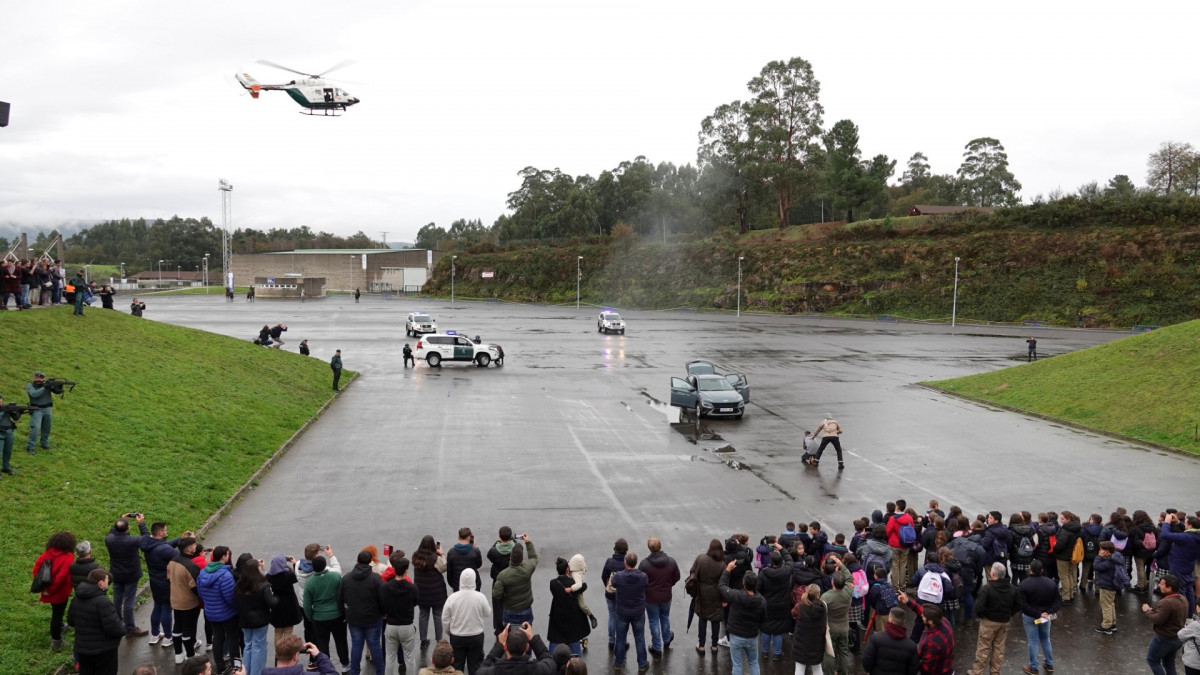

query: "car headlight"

left=700, top=401, right=714, bottom=409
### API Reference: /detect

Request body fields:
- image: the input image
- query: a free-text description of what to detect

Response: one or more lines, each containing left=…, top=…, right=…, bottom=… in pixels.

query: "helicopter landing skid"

left=300, top=108, right=344, bottom=117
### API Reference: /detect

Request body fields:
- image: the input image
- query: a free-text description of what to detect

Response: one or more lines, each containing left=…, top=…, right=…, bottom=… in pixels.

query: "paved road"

left=115, top=295, right=1191, bottom=673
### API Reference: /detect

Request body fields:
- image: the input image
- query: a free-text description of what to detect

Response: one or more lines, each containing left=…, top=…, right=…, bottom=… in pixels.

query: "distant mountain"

left=386, top=241, right=415, bottom=249
left=0, top=220, right=97, bottom=241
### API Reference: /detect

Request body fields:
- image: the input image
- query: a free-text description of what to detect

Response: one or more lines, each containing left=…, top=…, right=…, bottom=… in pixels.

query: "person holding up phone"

left=493, top=534, right=539, bottom=628
left=263, top=634, right=339, bottom=674
left=476, top=622, right=555, bottom=675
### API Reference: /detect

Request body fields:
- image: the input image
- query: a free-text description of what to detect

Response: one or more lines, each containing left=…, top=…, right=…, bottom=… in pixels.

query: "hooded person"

left=68, top=568, right=128, bottom=673
left=547, top=557, right=591, bottom=657
left=442, top=568, right=491, bottom=675
left=755, top=550, right=794, bottom=659
left=266, top=554, right=304, bottom=647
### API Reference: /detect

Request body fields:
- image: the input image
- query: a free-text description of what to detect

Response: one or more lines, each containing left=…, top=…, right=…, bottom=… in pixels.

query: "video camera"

left=0, top=403, right=34, bottom=416
left=44, top=379, right=77, bottom=397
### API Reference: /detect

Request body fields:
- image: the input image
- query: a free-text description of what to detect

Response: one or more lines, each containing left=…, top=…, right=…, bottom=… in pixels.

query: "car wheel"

left=620, top=329, right=625, bottom=334
left=476, top=354, right=491, bottom=367
left=597, top=324, right=602, bottom=333
left=427, top=353, right=441, bottom=367
left=736, top=413, right=744, bottom=419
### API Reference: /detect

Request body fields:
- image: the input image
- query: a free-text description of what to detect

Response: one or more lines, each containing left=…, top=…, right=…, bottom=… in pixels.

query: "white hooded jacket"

left=441, top=568, right=492, bottom=637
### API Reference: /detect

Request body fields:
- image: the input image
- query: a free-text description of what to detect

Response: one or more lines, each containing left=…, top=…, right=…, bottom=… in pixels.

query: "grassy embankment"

left=925, top=319, right=1200, bottom=453
left=0, top=308, right=347, bottom=673
left=421, top=204, right=1200, bottom=327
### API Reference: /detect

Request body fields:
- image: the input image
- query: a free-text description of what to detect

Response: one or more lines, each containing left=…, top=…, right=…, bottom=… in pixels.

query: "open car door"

left=725, top=373, right=750, bottom=403
left=670, top=377, right=698, bottom=408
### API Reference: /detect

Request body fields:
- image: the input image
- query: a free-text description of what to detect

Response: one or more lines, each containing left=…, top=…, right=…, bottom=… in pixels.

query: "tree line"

left=0, top=218, right=386, bottom=273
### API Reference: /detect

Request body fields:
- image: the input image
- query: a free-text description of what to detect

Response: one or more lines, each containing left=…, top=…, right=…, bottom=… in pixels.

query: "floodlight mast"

left=219, top=179, right=233, bottom=292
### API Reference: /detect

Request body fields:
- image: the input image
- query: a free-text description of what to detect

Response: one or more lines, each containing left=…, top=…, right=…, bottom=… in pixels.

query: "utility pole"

left=380, top=231, right=388, bottom=249
left=219, top=179, right=233, bottom=292
left=952, top=257, right=961, bottom=330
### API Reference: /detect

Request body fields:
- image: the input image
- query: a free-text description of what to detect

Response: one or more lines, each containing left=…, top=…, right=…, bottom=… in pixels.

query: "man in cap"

left=26, top=371, right=54, bottom=454
left=71, top=268, right=87, bottom=315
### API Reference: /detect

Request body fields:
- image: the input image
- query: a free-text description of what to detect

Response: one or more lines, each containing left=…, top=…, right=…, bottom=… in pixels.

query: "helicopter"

left=235, top=60, right=360, bottom=115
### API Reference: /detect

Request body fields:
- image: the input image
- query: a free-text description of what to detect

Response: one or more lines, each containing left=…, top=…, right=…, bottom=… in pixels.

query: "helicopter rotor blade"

left=256, top=59, right=313, bottom=78
left=318, top=59, right=356, bottom=77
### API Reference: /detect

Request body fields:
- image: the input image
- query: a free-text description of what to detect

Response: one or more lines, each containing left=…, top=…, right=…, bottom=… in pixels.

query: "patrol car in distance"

left=414, top=331, right=502, bottom=368
left=405, top=312, right=437, bottom=337
left=597, top=310, right=626, bottom=334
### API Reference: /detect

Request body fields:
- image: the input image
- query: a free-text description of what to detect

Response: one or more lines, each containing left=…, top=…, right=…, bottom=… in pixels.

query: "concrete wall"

left=231, top=250, right=441, bottom=292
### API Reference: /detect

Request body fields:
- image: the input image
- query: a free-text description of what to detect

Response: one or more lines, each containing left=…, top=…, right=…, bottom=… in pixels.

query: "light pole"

left=157, top=259, right=164, bottom=285
left=203, top=254, right=210, bottom=294
left=451, top=255, right=457, bottom=307
left=576, top=256, right=582, bottom=309
left=349, top=255, right=355, bottom=294
left=120, top=262, right=125, bottom=280
left=737, top=256, right=744, bottom=317
left=952, top=256, right=961, bottom=329
left=84, top=264, right=90, bottom=284
left=176, top=266, right=181, bottom=280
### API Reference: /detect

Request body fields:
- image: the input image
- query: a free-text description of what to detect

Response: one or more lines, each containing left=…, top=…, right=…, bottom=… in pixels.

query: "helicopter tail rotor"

left=234, top=72, right=262, bottom=98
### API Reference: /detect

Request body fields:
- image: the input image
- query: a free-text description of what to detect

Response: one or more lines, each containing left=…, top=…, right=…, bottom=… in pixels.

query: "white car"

left=414, top=332, right=502, bottom=368
left=597, top=310, right=626, bottom=334
left=406, top=312, right=437, bottom=337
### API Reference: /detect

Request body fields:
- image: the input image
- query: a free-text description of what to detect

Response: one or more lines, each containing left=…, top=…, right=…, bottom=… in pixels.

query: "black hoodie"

left=338, top=562, right=384, bottom=626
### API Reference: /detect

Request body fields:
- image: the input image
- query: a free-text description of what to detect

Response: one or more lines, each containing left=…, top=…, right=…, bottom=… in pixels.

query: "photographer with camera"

left=0, top=392, right=26, bottom=476
left=131, top=298, right=146, bottom=317
left=26, top=371, right=54, bottom=454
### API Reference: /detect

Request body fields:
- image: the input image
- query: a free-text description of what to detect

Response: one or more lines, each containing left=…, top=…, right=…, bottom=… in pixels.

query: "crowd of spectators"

left=29, top=500, right=1200, bottom=675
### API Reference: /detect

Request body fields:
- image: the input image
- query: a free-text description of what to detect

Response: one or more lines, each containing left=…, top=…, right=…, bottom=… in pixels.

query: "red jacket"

left=34, top=549, right=75, bottom=605
left=886, top=513, right=914, bottom=549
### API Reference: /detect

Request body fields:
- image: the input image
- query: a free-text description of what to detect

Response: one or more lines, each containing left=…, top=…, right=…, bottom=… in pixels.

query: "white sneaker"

left=717, top=636, right=730, bottom=648
left=174, top=652, right=186, bottom=665
left=161, top=637, right=173, bottom=648
left=195, top=640, right=206, bottom=655
left=147, top=634, right=161, bottom=645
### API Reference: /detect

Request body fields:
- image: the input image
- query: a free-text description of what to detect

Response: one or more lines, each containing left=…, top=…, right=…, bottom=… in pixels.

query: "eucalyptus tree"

left=957, top=137, right=1022, bottom=207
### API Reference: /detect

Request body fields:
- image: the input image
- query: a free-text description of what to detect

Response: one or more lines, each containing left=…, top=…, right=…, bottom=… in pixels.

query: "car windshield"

left=697, top=378, right=734, bottom=392
left=603, top=313, right=621, bottom=321
left=412, top=315, right=431, bottom=322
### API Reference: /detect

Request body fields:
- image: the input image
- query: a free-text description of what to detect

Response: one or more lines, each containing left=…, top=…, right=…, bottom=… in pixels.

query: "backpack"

left=1082, top=532, right=1100, bottom=561
left=916, top=571, right=946, bottom=604
left=684, top=571, right=697, bottom=597
left=851, top=568, right=869, bottom=599
left=1016, top=536, right=1035, bottom=559
left=874, top=582, right=899, bottom=614
left=899, top=522, right=917, bottom=547
left=30, top=560, right=52, bottom=594
left=862, top=549, right=890, bottom=576
left=991, top=535, right=1008, bottom=562
left=1112, top=535, right=1128, bottom=551
left=1112, top=555, right=1131, bottom=589
left=1070, top=536, right=1084, bottom=565
left=1144, top=529, right=1158, bottom=551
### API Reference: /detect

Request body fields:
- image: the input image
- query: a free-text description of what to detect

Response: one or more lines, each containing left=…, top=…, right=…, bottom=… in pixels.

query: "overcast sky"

left=2, top=1, right=1197, bottom=242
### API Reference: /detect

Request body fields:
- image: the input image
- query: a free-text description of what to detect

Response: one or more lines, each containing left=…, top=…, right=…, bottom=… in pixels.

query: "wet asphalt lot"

left=116, top=295, right=1196, bottom=673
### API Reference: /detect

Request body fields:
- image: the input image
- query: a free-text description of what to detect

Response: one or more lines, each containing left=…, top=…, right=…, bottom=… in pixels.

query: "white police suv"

left=406, top=312, right=437, bottom=337
left=414, top=331, right=502, bottom=368
left=597, top=310, right=626, bottom=334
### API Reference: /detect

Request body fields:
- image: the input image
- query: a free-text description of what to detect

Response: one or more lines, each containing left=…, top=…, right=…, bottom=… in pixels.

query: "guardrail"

left=1132, top=324, right=1161, bottom=333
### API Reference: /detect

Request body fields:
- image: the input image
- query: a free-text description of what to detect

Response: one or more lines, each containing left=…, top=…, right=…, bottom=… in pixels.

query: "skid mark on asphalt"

left=565, top=425, right=640, bottom=532
left=843, top=450, right=985, bottom=516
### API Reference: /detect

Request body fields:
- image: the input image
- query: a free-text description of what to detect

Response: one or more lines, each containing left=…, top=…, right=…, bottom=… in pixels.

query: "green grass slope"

left=926, top=320, right=1200, bottom=453
left=0, top=308, right=345, bottom=673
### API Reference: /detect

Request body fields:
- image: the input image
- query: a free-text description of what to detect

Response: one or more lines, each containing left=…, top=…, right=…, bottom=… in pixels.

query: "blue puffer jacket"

left=197, top=563, right=238, bottom=622
left=611, top=568, right=648, bottom=619
left=1161, top=526, right=1200, bottom=578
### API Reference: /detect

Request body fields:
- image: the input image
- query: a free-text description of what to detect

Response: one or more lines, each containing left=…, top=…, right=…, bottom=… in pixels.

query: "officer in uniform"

left=26, top=371, right=53, bottom=454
